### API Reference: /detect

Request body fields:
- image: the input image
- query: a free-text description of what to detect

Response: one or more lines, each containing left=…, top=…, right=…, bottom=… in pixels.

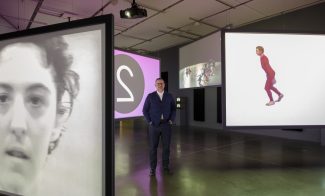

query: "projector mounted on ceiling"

left=120, top=0, right=147, bottom=19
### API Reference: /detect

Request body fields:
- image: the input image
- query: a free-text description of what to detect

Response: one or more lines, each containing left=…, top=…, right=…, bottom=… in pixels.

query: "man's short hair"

left=155, top=78, right=164, bottom=83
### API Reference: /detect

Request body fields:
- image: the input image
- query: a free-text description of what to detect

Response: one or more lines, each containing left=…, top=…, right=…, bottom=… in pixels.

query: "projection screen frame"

left=222, top=29, right=325, bottom=129
left=0, top=15, right=114, bottom=196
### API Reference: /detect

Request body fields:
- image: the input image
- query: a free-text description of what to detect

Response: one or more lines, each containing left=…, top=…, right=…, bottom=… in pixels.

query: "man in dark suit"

left=143, top=78, right=176, bottom=176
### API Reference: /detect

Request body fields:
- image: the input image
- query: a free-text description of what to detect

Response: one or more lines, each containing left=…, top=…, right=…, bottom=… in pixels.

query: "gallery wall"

left=154, top=45, right=222, bottom=130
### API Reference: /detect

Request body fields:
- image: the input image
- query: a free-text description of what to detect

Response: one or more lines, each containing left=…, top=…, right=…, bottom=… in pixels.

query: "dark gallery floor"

left=115, top=120, right=325, bottom=196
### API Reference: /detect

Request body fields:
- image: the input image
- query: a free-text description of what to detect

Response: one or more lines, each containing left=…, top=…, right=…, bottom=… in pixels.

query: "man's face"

left=0, top=43, right=58, bottom=195
left=155, top=79, right=165, bottom=93
left=256, top=48, right=263, bottom=56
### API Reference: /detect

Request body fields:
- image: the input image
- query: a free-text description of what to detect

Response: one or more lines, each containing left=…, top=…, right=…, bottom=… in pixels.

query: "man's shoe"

left=276, top=94, right=284, bottom=102
left=163, top=167, right=173, bottom=175
left=149, top=169, right=155, bottom=176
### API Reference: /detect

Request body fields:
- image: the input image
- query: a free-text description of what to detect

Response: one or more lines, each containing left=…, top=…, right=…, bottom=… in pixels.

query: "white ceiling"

left=0, top=0, right=324, bottom=53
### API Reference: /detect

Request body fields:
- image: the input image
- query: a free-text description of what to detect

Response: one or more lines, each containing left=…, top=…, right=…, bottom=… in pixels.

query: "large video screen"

left=0, top=16, right=113, bottom=196
left=223, top=31, right=325, bottom=127
left=115, top=49, right=160, bottom=119
left=179, top=32, right=221, bottom=89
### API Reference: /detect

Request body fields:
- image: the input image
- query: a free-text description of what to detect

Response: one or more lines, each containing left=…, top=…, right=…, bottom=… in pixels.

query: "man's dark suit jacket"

left=143, top=91, right=176, bottom=127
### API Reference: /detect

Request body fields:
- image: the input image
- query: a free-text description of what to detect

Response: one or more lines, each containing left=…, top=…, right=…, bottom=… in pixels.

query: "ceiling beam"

left=0, top=15, right=18, bottom=30
left=0, top=14, right=47, bottom=25
left=215, top=0, right=235, bottom=8
left=26, top=0, right=45, bottom=29
left=127, top=0, right=254, bottom=49
left=159, top=30, right=196, bottom=41
left=127, top=15, right=199, bottom=49
left=128, top=32, right=165, bottom=48
left=117, top=46, right=152, bottom=54
left=92, top=0, right=113, bottom=17
left=202, top=0, right=254, bottom=20
left=167, top=26, right=201, bottom=37
left=119, top=34, right=152, bottom=42
left=189, top=17, right=220, bottom=29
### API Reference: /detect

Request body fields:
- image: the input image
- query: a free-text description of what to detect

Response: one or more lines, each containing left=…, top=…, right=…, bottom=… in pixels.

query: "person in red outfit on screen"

left=256, top=46, right=284, bottom=106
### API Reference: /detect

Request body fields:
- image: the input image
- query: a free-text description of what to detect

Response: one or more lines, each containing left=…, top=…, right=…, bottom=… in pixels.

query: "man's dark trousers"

left=149, top=122, right=171, bottom=170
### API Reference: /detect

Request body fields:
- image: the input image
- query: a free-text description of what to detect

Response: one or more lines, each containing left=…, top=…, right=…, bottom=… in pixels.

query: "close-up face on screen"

left=224, top=32, right=325, bottom=127
left=0, top=24, right=105, bottom=196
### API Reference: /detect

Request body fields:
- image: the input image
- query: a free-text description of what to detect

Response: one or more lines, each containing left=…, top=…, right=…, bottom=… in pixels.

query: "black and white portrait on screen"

left=0, top=25, right=104, bottom=196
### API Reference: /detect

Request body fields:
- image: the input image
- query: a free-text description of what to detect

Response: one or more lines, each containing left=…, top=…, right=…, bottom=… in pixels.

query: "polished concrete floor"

left=115, top=121, right=325, bottom=196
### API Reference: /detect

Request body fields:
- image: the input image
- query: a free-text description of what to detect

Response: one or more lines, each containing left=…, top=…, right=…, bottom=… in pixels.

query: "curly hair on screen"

left=38, top=36, right=80, bottom=154
left=0, top=35, right=80, bottom=154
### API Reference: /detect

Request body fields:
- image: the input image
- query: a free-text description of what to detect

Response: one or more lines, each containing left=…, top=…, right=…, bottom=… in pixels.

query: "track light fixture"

left=120, top=0, right=147, bottom=19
